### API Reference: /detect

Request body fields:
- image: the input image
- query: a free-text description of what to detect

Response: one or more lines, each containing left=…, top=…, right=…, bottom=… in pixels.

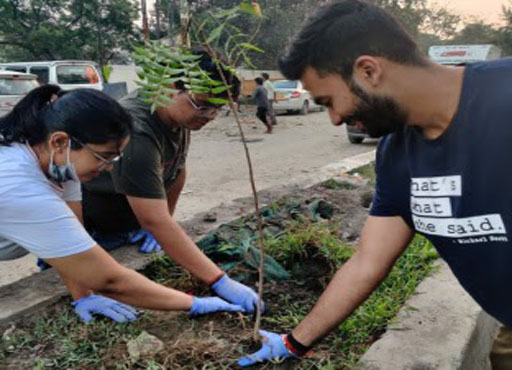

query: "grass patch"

left=349, top=162, right=376, bottom=186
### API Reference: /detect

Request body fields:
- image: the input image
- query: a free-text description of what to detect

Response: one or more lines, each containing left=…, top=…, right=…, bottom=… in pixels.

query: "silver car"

left=272, top=80, right=323, bottom=115
left=0, top=71, right=39, bottom=117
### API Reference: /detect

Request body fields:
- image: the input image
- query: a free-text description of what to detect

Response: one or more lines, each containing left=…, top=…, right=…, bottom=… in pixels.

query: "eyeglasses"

left=185, top=93, right=221, bottom=115
left=71, top=136, right=123, bottom=170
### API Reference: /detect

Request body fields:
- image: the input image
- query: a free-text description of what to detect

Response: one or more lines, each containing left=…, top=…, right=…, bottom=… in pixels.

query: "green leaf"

left=239, top=2, right=261, bottom=17
left=240, top=43, right=264, bottom=53
left=161, top=87, right=179, bottom=94
left=207, top=24, right=225, bottom=43
left=190, top=86, right=210, bottom=93
left=207, top=97, right=230, bottom=105
left=162, top=78, right=181, bottom=85
left=140, top=98, right=155, bottom=105
left=139, top=90, right=159, bottom=97
left=157, top=95, right=175, bottom=104
left=211, top=86, right=228, bottom=94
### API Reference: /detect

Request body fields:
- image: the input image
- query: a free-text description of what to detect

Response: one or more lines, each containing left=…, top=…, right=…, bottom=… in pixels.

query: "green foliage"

left=134, top=2, right=264, bottom=113
left=190, top=1, right=264, bottom=68
left=133, top=42, right=229, bottom=113
left=0, top=0, right=140, bottom=65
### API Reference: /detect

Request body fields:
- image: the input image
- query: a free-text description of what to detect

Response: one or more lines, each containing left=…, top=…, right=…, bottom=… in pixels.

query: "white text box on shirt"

left=412, top=214, right=506, bottom=238
left=411, top=175, right=462, bottom=197
left=410, top=196, right=452, bottom=217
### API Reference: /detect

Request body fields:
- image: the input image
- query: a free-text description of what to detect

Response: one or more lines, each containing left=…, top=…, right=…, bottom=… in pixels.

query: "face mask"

left=48, top=139, right=79, bottom=183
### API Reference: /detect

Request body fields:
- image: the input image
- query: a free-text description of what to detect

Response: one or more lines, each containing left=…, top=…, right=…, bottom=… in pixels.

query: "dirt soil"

left=0, top=109, right=376, bottom=288
left=1, top=178, right=374, bottom=370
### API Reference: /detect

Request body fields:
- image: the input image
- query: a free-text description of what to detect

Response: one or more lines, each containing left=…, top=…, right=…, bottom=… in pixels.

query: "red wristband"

left=208, top=272, right=226, bottom=286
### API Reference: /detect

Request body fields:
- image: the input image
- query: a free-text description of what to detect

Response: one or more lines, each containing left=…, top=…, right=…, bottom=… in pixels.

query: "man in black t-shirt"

left=238, top=1, right=512, bottom=368
left=82, top=51, right=263, bottom=316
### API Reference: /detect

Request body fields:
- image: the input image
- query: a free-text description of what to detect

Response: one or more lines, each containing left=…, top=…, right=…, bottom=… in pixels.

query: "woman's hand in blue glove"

left=211, top=274, right=264, bottom=313
left=189, top=296, right=245, bottom=317
left=72, top=295, right=138, bottom=323
left=129, top=229, right=162, bottom=254
left=237, top=330, right=295, bottom=367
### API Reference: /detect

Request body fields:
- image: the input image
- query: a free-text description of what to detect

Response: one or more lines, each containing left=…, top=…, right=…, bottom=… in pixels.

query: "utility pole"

left=141, top=0, right=150, bottom=41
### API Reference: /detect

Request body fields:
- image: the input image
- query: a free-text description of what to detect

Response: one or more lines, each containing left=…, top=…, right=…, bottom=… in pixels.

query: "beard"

left=345, top=80, right=408, bottom=138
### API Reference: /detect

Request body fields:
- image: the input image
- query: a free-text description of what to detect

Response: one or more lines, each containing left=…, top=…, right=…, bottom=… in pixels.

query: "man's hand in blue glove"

left=237, top=330, right=295, bottom=367
left=72, top=295, right=138, bottom=323
left=129, top=229, right=162, bottom=254
left=189, top=296, right=245, bottom=317
left=211, top=274, right=263, bottom=313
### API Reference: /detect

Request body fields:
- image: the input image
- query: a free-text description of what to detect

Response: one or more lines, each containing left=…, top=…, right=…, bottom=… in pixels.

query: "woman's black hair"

left=0, top=84, right=133, bottom=148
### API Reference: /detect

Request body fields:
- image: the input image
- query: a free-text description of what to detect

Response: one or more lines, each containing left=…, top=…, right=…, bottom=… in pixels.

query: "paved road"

left=0, top=111, right=377, bottom=287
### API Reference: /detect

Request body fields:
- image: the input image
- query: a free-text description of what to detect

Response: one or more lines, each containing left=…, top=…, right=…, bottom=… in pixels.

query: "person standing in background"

left=252, top=77, right=273, bottom=133
left=262, top=73, right=277, bottom=125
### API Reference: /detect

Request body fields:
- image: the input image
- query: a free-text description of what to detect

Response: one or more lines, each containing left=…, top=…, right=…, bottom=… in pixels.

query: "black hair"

left=255, top=77, right=264, bottom=85
left=261, top=72, right=270, bottom=80
left=279, top=0, right=427, bottom=81
left=0, top=85, right=132, bottom=148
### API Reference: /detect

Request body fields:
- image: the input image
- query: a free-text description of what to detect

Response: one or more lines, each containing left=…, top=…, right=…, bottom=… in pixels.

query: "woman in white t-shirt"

left=0, top=85, right=247, bottom=323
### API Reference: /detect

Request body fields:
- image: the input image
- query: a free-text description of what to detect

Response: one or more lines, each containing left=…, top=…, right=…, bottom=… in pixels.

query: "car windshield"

left=274, top=80, right=298, bottom=89
left=0, top=77, right=38, bottom=96
left=57, top=65, right=100, bottom=84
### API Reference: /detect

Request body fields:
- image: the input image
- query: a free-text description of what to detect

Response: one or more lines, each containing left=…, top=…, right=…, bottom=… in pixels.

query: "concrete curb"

left=357, top=261, right=499, bottom=370
left=0, top=150, right=376, bottom=326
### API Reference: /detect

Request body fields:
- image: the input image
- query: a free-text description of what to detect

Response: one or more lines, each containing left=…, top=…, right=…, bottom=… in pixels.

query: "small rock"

left=127, top=331, right=164, bottom=362
left=2, top=325, right=17, bottom=343
left=360, top=190, right=374, bottom=208
left=203, top=212, right=217, bottom=223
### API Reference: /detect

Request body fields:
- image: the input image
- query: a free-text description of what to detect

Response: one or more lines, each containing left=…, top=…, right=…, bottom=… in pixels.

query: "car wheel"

left=348, top=135, right=364, bottom=144
left=300, top=101, right=309, bottom=115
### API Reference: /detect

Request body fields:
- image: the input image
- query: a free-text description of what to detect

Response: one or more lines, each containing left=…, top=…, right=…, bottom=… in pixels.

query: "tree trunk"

left=155, top=0, right=161, bottom=39
left=141, top=0, right=150, bottom=41
left=178, top=0, right=190, bottom=47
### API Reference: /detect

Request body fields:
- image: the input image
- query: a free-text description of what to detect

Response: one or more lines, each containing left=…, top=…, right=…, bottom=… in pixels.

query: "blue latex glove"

left=189, top=296, right=245, bottom=317
left=211, top=274, right=263, bottom=313
left=129, top=229, right=162, bottom=254
left=72, top=295, right=138, bottom=323
left=237, top=330, right=295, bottom=367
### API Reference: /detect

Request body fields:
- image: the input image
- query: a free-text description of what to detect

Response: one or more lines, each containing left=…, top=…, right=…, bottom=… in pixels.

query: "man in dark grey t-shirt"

left=252, top=77, right=272, bottom=133
left=81, top=51, right=263, bottom=316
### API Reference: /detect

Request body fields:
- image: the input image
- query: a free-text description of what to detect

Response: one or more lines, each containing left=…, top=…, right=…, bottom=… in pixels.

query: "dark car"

left=346, top=124, right=368, bottom=144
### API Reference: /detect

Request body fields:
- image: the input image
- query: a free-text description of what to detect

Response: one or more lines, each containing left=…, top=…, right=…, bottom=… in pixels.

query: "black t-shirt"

left=370, top=58, right=512, bottom=327
left=82, top=91, right=190, bottom=233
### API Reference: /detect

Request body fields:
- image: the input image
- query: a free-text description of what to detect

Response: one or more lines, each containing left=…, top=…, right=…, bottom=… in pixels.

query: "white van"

left=0, top=71, right=39, bottom=117
left=428, top=45, right=502, bottom=66
left=0, top=61, right=103, bottom=91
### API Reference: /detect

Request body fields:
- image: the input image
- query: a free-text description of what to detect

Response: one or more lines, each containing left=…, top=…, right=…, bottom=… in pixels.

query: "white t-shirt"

left=0, top=143, right=95, bottom=259
left=263, top=80, right=275, bottom=100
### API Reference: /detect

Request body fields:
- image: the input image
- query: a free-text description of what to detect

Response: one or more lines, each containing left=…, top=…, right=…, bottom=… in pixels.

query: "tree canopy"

left=0, top=0, right=141, bottom=65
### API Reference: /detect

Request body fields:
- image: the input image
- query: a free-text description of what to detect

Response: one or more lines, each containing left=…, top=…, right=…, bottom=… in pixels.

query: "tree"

left=451, top=21, right=500, bottom=45
left=0, top=0, right=141, bottom=66
left=498, top=3, right=512, bottom=55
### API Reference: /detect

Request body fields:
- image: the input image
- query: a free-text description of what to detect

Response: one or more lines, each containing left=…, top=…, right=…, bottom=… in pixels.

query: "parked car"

left=0, top=70, right=39, bottom=117
left=273, top=80, right=323, bottom=115
left=0, top=60, right=103, bottom=91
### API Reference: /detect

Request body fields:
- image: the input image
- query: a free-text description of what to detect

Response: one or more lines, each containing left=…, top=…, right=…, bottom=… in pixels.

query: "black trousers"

left=256, top=106, right=269, bottom=124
